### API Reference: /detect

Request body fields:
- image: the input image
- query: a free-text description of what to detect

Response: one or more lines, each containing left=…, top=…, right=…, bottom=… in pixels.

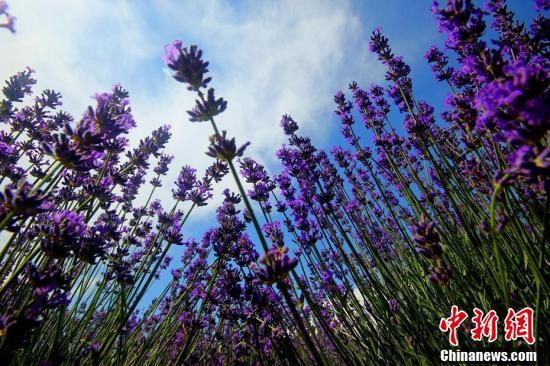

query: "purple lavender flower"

left=425, top=46, right=454, bottom=81
left=334, top=91, right=355, bottom=126
left=432, top=0, right=486, bottom=52
left=38, top=89, right=62, bottom=109
left=239, top=157, right=268, bottom=184
left=486, top=1, right=529, bottom=58
left=39, top=210, right=87, bottom=258
left=427, top=264, right=453, bottom=285
left=163, top=41, right=212, bottom=91
left=0, top=1, right=14, bottom=32
left=172, top=166, right=197, bottom=201
left=204, top=160, right=229, bottom=183
left=280, top=114, right=299, bottom=135
left=121, top=169, right=146, bottom=207
left=153, top=154, right=174, bottom=176
left=204, top=192, right=259, bottom=265
left=506, top=145, right=549, bottom=179
left=74, top=233, right=106, bottom=264
left=475, top=60, right=549, bottom=145
left=369, top=28, right=393, bottom=62
left=0, top=181, right=47, bottom=231
left=206, top=130, right=250, bottom=161
left=85, top=88, right=136, bottom=141
left=534, top=0, right=550, bottom=11
left=388, top=298, right=400, bottom=313
left=0, top=264, right=70, bottom=349
left=404, top=101, right=436, bottom=134
left=187, top=88, right=227, bottom=122
left=385, top=56, right=411, bottom=81
left=2, top=68, right=35, bottom=103
left=43, top=132, right=96, bottom=172
left=239, top=157, right=275, bottom=204
left=188, top=180, right=213, bottom=206
left=263, top=222, right=284, bottom=248
left=460, top=157, right=491, bottom=194
left=27, top=264, right=71, bottom=303
left=411, top=219, right=442, bottom=260
left=106, top=248, right=135, bottom=285
left=251, top=246, right=298, bottom=285
left=120, top=125, right=172, bottom=177
left=0, top=313, right=14, bottom=340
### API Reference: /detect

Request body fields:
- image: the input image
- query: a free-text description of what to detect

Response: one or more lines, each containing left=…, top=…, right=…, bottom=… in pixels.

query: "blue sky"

left=0, top=0, right=539, bottom=287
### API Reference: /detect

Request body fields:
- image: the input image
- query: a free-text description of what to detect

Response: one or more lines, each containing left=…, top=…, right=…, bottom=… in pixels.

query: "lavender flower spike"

left=163, top=40, right=212, bottom=91
left=251, top=246, right=298, bottom=285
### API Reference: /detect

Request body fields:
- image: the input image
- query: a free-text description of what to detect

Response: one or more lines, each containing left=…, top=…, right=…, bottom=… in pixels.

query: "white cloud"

left=0, top=0, right=384, bottom=222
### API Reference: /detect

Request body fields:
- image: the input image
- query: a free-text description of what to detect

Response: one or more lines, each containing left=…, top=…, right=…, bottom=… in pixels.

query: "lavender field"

left=0, top=0, right=548, bottom=364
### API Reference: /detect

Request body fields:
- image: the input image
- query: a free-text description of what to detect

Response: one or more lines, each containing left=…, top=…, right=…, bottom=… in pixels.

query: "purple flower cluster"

left=411, top=219, right=453, bottom=285
left=163, top=41, right=211, bottom=91
left=0, top=1, right=15, bottom=33
left=251, top=246, right=298, bottom=285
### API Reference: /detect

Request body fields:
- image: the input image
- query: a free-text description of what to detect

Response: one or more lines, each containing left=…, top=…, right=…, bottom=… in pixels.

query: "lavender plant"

left=0, top=0, right=548, bottom=365
left=0, top=1, right=15, bottom=33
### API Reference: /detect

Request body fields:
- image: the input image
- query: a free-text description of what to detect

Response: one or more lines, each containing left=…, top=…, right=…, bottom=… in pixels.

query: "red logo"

left=439, top=305, right=468, bottom=346
left=504, top=308, right=535, bottom=344
left=471, top=308, right=498, bottom=342
left=440, top=307, right=535, bottom=346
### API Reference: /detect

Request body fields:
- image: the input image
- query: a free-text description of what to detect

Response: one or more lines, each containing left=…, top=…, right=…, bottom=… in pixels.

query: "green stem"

left=489, top=184, right=510, bottom=307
